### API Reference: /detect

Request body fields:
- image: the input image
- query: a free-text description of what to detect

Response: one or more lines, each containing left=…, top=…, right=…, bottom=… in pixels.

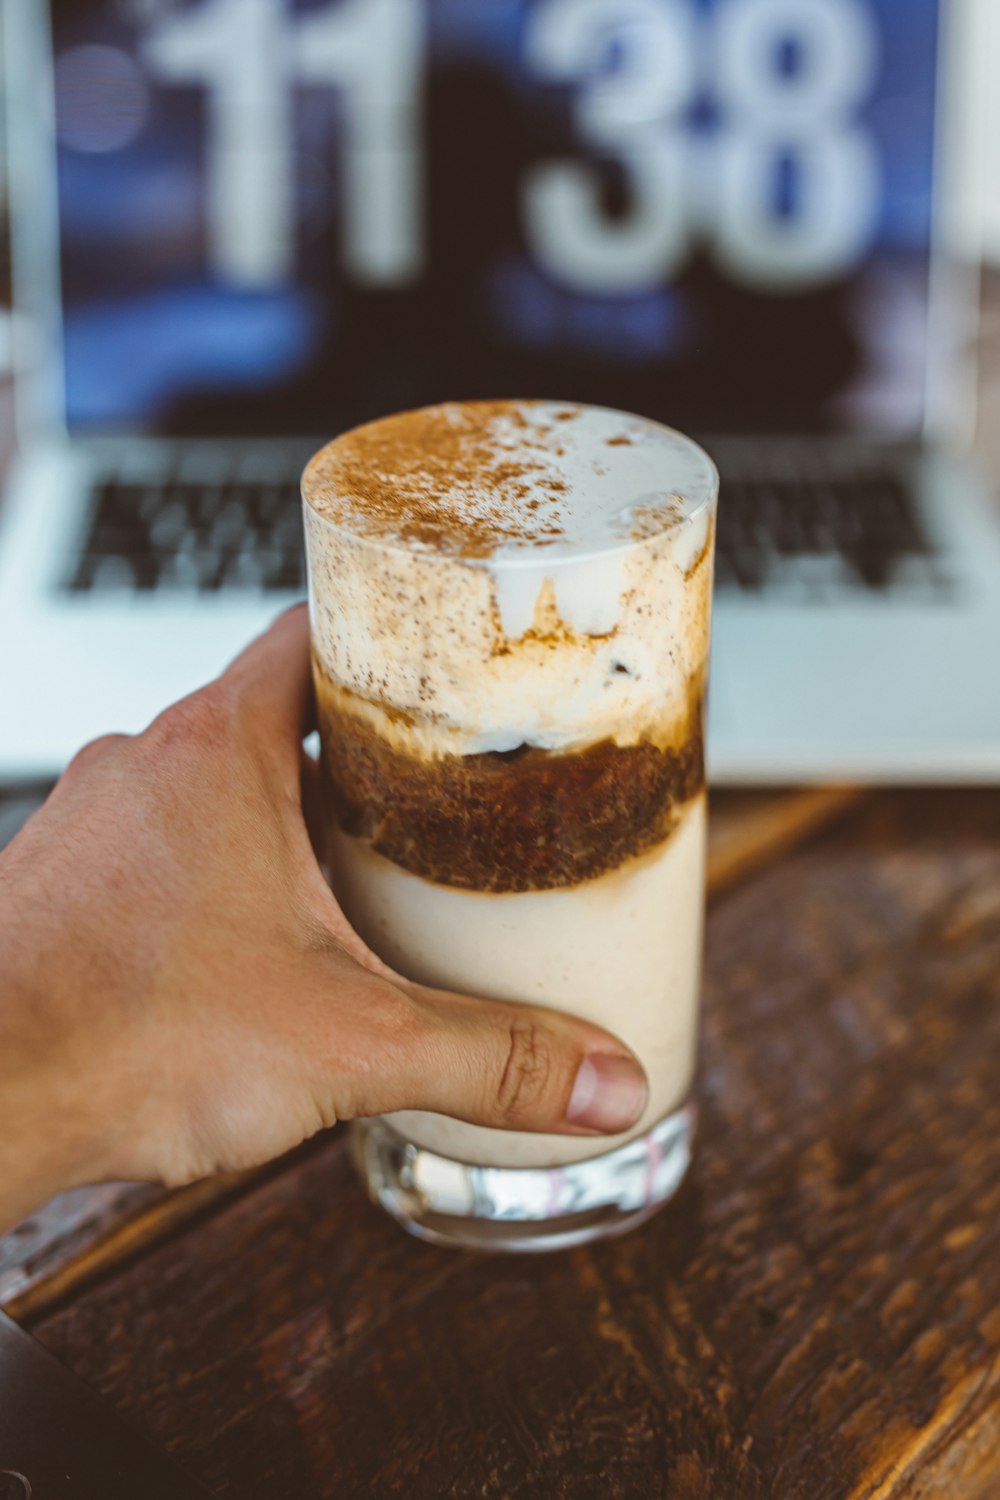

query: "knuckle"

left=65, top=732, right=129, bottom=777
left=496, top=1018, right=554, bottom=1122
left=145, top=684, right=239, bottom=760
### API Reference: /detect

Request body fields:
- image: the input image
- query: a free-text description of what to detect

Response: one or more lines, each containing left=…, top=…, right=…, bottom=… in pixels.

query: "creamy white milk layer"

left=331, top=794, right=706, bottom=1170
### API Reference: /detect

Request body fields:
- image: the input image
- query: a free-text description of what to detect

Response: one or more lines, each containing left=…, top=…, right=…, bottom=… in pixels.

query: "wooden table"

left=2, top=784, right=999, bottom=1499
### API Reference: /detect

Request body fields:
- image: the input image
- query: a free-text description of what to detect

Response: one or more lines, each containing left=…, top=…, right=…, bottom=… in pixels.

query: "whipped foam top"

left=302, top=402, right=717, bottom=755
left=302, top=400, right=717, bottom=559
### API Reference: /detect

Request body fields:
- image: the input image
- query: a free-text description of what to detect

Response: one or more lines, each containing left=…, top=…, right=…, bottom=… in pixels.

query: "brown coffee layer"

left=315, top=672, right=705, bottom=894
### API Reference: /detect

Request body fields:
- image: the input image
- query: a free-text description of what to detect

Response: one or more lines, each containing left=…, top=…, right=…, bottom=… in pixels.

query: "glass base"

left=351, top=1103, right=695, bottom=1254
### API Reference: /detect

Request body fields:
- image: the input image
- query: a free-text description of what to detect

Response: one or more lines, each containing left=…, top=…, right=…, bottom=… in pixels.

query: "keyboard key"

left=65, top=554, right=96, bottom=592
left=149, top=500, right=190, bottom=550
left=209, top=504, right=254, bottom=552
left=712, top=550, right=736, bottom=590
left=138, top=484, right=173, bottom=524
left=251, top=547, right=285, bottom=589
left=158, top=552, right=208, bottom=591
left=133, top=557, right=162, bottom=590
left=92, top=482, right=144, bottom=529
left=271, top=555, right=306, bottom=592
left=222, top=547, right=270, bottom=590
left=729, top=548, right=769, bottom=591
left=247, top=484, right=296, bottom=525
left=86, top=523, right=142, bottom=557
left=269, top=509, right=304, bottom=549
left=90, top=555, right=138, bottom=591
left=190, top=484, right=230, bottom=528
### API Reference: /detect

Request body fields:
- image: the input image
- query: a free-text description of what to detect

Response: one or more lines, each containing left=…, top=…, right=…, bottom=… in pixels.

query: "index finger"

left=223, top=603, right=315, bottom=745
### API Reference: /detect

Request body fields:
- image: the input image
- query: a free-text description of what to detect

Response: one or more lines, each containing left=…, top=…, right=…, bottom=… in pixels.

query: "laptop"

left=2, top=0, right=999, bottom=781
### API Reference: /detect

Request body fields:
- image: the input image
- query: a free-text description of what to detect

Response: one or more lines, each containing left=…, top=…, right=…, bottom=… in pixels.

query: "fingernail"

left=566, top=1053, right=648, bottom=1134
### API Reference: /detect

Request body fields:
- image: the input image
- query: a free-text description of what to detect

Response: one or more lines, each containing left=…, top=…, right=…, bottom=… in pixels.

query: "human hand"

left=0, top=608, right=647, bottom=1229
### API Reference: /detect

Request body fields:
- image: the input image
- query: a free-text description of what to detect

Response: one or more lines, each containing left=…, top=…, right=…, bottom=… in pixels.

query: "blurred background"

left=1, top=0, right=1000, bottom=806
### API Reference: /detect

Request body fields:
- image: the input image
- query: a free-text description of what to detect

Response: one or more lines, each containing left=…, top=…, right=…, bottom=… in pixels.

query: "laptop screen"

left=48, top=0, right=942, bottom=440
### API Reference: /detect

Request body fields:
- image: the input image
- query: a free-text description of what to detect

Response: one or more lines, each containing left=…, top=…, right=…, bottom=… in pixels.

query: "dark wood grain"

left=1, top=787, right=861, bottom=1320
left=705, top=784, right=863, bottom=897
left=26, top=790, right=1000, bottom=1499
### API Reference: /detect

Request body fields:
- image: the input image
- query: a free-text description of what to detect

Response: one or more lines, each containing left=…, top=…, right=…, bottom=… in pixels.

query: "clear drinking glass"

left=302, top=400, right=717, bottom=1252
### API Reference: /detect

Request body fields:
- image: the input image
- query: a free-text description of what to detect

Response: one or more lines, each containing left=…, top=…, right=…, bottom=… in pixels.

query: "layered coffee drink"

left=302, top=400, right=717, bottom=1247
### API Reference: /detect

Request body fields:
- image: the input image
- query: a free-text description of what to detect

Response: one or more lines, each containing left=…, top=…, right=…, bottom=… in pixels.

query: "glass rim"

left=301, top=406, right=719, bottom=572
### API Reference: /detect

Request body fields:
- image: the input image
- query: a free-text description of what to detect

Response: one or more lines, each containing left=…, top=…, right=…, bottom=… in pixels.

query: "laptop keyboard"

left=62, top=452, right=947, bottom=600
left=714, top=462, right=947, bottom=597
left=64, top=475, right=306, bottom=594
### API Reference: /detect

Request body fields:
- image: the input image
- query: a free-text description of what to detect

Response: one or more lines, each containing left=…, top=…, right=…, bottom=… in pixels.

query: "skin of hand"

left=0, top=607, right=648, bottom=1231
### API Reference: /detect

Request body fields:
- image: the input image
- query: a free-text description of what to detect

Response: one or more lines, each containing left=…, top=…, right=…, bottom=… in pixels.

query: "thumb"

left=341, top=974, right=650, bottom=1138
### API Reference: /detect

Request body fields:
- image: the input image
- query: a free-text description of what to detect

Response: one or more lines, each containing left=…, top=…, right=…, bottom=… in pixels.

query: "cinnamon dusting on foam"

left=302, top=399, right=716, bottom=557
left=304, top=400, right=570, bottom=558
